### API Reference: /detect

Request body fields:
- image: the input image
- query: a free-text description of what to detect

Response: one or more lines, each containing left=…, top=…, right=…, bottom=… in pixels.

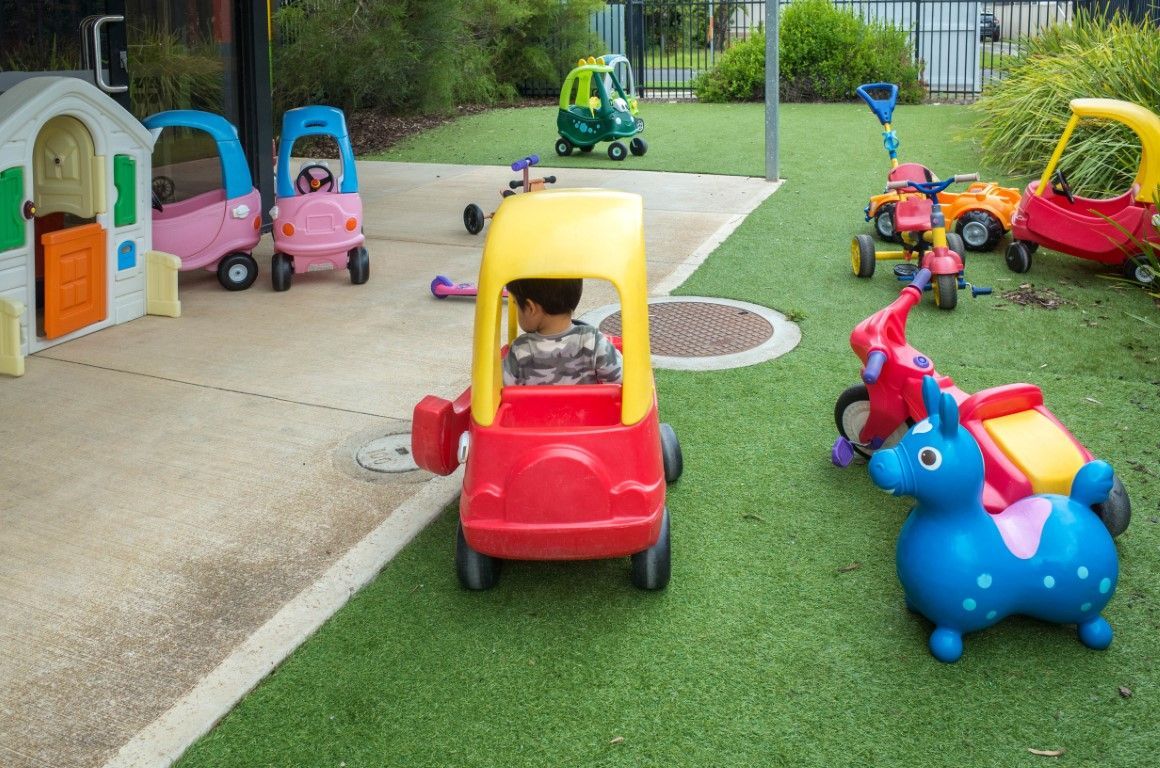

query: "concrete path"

left=0, top=162, right=778, bottom=768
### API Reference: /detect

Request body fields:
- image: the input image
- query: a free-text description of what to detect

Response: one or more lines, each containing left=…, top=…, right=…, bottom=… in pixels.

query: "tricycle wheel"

left=835, top=385, right=908, bottom=459
left=579, top=145, right=594, bottom=153
left=348, top=246, right=370, bottom=285
left=1005, top=241, right=1033, bottom=273
left=1093, top=474, right=1131, bottom=538
left=933, top=273, right=958, bottom=310
left=874, top=202, right=900, bottom=243
left=946, top=233, right=967, bottom=269
left=660, top=423, right=683, bottom=483
left=630, top=508, right=670, bottom=591
left=463, top=203, right=486, bottom=235
left=456, top=522, right=500, bottom=590
left=1123, top=255, right=1156, bottom=285
left=555, top=137, right=573, bottom=157
left=852, top=234, right=876, bottom=278
left=608, top=141, right=628, bottom=161
left=272, top=252, right=293, bottom=292
left=217, top=252, right=258, bottom=291
left=955, top=210, right=1004, bottom=252
left=630, top=137, right=648, bottom=156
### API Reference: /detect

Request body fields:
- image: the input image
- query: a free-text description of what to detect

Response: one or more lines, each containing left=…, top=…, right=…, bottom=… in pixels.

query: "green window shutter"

left=0, top=166, right=25, bottom=252
left=113, top=154, right=136, bottom=227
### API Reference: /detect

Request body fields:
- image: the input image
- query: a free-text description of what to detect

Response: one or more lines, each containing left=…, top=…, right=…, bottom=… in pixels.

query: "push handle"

left=862, top=350, right=888, bottom=385
left=510, top=155, right=540, bottom=172
left=855, top=83, right=898, bottom=125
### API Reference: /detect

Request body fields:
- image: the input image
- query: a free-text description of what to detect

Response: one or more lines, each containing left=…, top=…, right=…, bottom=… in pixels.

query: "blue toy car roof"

left=275, top=105, right=359, bottom=197
left=142, top=110, right=254, bottom=200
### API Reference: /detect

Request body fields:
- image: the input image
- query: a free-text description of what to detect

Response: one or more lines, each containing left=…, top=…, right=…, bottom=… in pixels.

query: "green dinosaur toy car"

left=555, top=55, right=647, bottom=161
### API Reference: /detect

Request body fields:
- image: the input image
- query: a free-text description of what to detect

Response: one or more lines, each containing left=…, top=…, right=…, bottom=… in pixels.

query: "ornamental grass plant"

left=973, top=11, right=1160, bottom=197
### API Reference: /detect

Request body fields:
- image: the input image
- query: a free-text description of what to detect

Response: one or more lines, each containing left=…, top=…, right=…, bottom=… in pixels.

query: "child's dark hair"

left=507, top=278, right=583, bottom=315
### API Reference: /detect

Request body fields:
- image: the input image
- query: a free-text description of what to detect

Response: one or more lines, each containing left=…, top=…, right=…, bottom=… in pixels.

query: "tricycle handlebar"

left=885, top=173, right=980, bottom=195
left=862, top=350, right=888, bottom=385
left=909, top=268, right=932, bottom=292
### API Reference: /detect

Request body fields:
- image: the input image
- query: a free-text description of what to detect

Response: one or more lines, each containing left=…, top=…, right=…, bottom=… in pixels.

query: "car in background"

left=980, top=12, right=1001, bottom=42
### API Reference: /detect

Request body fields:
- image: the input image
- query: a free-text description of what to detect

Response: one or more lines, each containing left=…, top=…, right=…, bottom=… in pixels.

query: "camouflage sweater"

left=502, top=323, right=623, bottom=386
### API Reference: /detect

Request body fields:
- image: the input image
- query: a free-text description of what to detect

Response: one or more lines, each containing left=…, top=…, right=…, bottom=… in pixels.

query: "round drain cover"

left=356, top=434, right=419, bottom=473
left=599, top=300, right=774, bottom=357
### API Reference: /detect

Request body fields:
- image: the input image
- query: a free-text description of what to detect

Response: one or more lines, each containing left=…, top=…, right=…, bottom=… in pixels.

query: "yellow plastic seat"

left=982, top=409, right=1085, bottom=496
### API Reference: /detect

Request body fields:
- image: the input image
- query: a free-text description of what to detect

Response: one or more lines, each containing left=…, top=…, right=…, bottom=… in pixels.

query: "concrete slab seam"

left=101, top=472, right=463, bottom=768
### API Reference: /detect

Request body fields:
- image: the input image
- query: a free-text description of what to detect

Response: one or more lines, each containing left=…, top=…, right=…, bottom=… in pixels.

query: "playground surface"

left=0, top=161, right=778, bottom=768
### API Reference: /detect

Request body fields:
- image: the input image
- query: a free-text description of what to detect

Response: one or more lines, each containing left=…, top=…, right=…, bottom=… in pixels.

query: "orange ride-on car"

left=857, top=83, right=1021, bottom=252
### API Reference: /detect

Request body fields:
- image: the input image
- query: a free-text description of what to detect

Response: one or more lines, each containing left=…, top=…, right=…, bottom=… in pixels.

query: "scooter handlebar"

left=510, top=155, right=540, bottom=171
left=862, top=350, right=888, bottom=385
left=909, top=268, right=932, bottom=292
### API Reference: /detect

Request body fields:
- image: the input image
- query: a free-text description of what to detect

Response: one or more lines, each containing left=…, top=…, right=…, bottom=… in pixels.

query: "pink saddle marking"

left=989, top=496, right=1051, bottom=559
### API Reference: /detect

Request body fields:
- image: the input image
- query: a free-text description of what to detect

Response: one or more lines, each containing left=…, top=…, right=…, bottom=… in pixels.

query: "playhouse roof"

left=0, top=76, right=153, bottom=151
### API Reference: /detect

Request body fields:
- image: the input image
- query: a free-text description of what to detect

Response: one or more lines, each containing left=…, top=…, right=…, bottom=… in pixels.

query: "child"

left=503, top=278, right=623, bottom=386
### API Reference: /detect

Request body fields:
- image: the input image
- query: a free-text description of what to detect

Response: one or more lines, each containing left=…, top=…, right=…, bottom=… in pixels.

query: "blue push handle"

left=856, top=83, right=898, bottom=125
left=910, top=268, right=933, bottom=292
left=511, top=155, right=539, bottom=171
left=863, top=350, right=888, bottom=385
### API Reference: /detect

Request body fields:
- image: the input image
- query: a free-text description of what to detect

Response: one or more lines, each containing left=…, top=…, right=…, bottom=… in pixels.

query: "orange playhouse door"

left=42, top=223, right=106, bottom=339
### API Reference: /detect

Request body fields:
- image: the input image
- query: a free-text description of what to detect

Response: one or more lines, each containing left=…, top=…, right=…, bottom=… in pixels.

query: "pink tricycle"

left=270, top=105, right=369, bottom=291
left=143, top=110, right=263, bottom=290
left=831, top=268, right=1130, bottom=537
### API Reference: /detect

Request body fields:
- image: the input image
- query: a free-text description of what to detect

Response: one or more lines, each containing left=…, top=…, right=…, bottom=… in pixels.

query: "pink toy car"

left=144, top=110, right=263, bottom=290
left=270, top=106, right=369, bottom=291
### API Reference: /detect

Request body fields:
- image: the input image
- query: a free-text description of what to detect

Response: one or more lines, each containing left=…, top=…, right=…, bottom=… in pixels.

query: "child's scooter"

left=830, top=267, right=1130, bottom=537
left=851, top=173, right=991, bottom=310
left=462, top=155, right=556, bottom=235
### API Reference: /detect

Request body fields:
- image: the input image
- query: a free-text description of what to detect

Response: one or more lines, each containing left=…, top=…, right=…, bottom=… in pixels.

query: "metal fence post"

left=766, top=0, right=780, bottom=181
left=627, top=0, right=646, bottom=98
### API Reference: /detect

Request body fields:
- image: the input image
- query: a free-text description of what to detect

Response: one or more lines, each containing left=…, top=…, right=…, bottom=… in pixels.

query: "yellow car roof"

left=1070, top=98, right=1160, bottom=201
left=471, top=188, right=653, bottom=427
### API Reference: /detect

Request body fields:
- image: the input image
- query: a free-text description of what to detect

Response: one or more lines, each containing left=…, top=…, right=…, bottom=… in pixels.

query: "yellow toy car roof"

left=1044, top=99, right=1160, bottom=203
left=471, top=188, right=652, bottom=427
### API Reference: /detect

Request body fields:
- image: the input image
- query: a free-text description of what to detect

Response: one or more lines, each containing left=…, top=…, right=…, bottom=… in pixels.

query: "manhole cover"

left=580, top=296, right=801, bottom=371
left=599, top=301, right=774, bottom=357
left=356, top=434, right=419, bottom=473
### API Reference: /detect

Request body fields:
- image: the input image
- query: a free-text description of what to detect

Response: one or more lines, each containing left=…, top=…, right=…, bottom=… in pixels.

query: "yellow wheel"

left=852, top=234, right=876, bottom=278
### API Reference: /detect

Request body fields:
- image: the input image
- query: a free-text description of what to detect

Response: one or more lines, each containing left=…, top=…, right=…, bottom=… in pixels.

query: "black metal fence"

left=574, top=0, right=1154, bottom=102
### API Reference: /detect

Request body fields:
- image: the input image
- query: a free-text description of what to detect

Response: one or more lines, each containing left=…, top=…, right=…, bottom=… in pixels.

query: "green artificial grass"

left=180, top=103, right=1159, bottom=767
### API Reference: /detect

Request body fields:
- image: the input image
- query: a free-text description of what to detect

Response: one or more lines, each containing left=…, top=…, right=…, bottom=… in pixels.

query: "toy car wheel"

left=463, top=204, right=486, bottom=235
left=1123, top=255, right=1156, bottom=285
left=630, top=508, right=670, bottom=591
left=348, top=246, right=370, bottom=285
left=630, top=137, right=648, bottom=157
left=955, top=210, right=1004, bottom=252
left=1093, top=474, right=1131, bottom=537
left=635, top=117, right=645, bottom=133
left=430, top=274, right=454, bottom=299
left=660, top=423, right=683, bottom=483
left=874, top=203, right=900, bottom=243
left=579, top=145, right=594, bottom=153
left=217, top=252, right=259, bottom=291
left=272, top=252, right=293, bottom=292
left=835, top=384, right=909, bottom=459
left=933, top=274, right=958, bottom=310
left=456, top=521, right=499, bottom=590
left=946, top=232, right=967, bottom=269
left=608, top=141, right=628, bottom=161
left=555, top=137, right=573, bottom=157
left=852, top=234, right=876, bottom=278
left=1005, top=241, right=1033, bottom=273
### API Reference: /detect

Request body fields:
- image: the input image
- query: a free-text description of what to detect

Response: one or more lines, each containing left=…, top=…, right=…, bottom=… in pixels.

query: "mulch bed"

left=999, top=283, right=1069, bottom=309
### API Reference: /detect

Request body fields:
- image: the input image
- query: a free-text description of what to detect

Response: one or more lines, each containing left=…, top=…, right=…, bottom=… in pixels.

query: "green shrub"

left=973, top=11, right=1160, bottom=196
left=692, top=0, right=922, bottom=104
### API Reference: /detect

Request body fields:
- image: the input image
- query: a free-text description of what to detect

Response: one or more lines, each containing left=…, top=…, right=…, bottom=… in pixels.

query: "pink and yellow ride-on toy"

left=270, top=105, right=368, bottom=291
left=143, top=110, right=263, bottom=290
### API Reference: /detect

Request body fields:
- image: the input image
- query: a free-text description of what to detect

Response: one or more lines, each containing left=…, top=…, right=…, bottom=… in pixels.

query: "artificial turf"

left=179, top=103, right=1159, bottom=767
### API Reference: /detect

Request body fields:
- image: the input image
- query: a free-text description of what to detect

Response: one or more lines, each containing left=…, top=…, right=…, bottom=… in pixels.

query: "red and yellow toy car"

left=411, top=189, right=681, bottom=591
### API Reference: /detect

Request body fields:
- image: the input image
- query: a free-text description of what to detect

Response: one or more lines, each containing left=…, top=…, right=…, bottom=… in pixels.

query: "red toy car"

left=411, top=189, right=682, bottom=590
left=1006, top=98, right=1160, bottom=282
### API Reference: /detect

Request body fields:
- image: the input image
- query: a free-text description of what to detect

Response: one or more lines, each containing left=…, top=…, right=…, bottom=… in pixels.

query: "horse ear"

left=921, top=375, right=940, bottom=419
left=939, top=391, right=960, bottom=438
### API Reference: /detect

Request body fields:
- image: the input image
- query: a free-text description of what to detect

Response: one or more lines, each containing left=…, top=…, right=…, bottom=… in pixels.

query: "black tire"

left=874, top=202, right=899, bottom=243
left=955, top=209, right=1004, bottom=252
left=456, top=522, right=499, bottom=590
left=630, top=137, right=648, bottom=156
left=1005, top=241, right=1033, bottom=273
left=463, top=203, right=486, bottom=235
left=608, top=141, right=628, bottom=161
left=635, top=117, right=645, bottom=132
left=630, top=508, right=670, bottom=590
left=934, top=273, right=958, bottom=310
left=946, top=232, right=967, bottom=267
left=272, top=252, right=293, bottom=292
left=579, top=144, right=594, bottom=153
left=834, top=384, right=908, bottom=459
left=555, top=137, right=573, bottom=157
left=1123, top=255, right=1157, bottom=285
left=216, top=252, right=258, bottom=291
left=852, top=234, right=876, bottom=278
left=348, top=246, right=369, bottom=285
left=660, top=423, right=683, bottom=483
left=1093, top=474, right=1130, bottom=538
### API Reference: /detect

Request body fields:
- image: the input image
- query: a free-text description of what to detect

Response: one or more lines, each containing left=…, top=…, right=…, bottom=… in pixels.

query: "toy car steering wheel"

left=151, top=192, right=164, bottom=213
left=296, top=163, right=336, bottom=194
left=1051, top=170, right=1076, bottom=204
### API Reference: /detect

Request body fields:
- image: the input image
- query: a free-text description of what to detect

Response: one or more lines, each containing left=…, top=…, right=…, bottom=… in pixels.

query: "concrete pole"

left=764, top=0, right=780, bottom=181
